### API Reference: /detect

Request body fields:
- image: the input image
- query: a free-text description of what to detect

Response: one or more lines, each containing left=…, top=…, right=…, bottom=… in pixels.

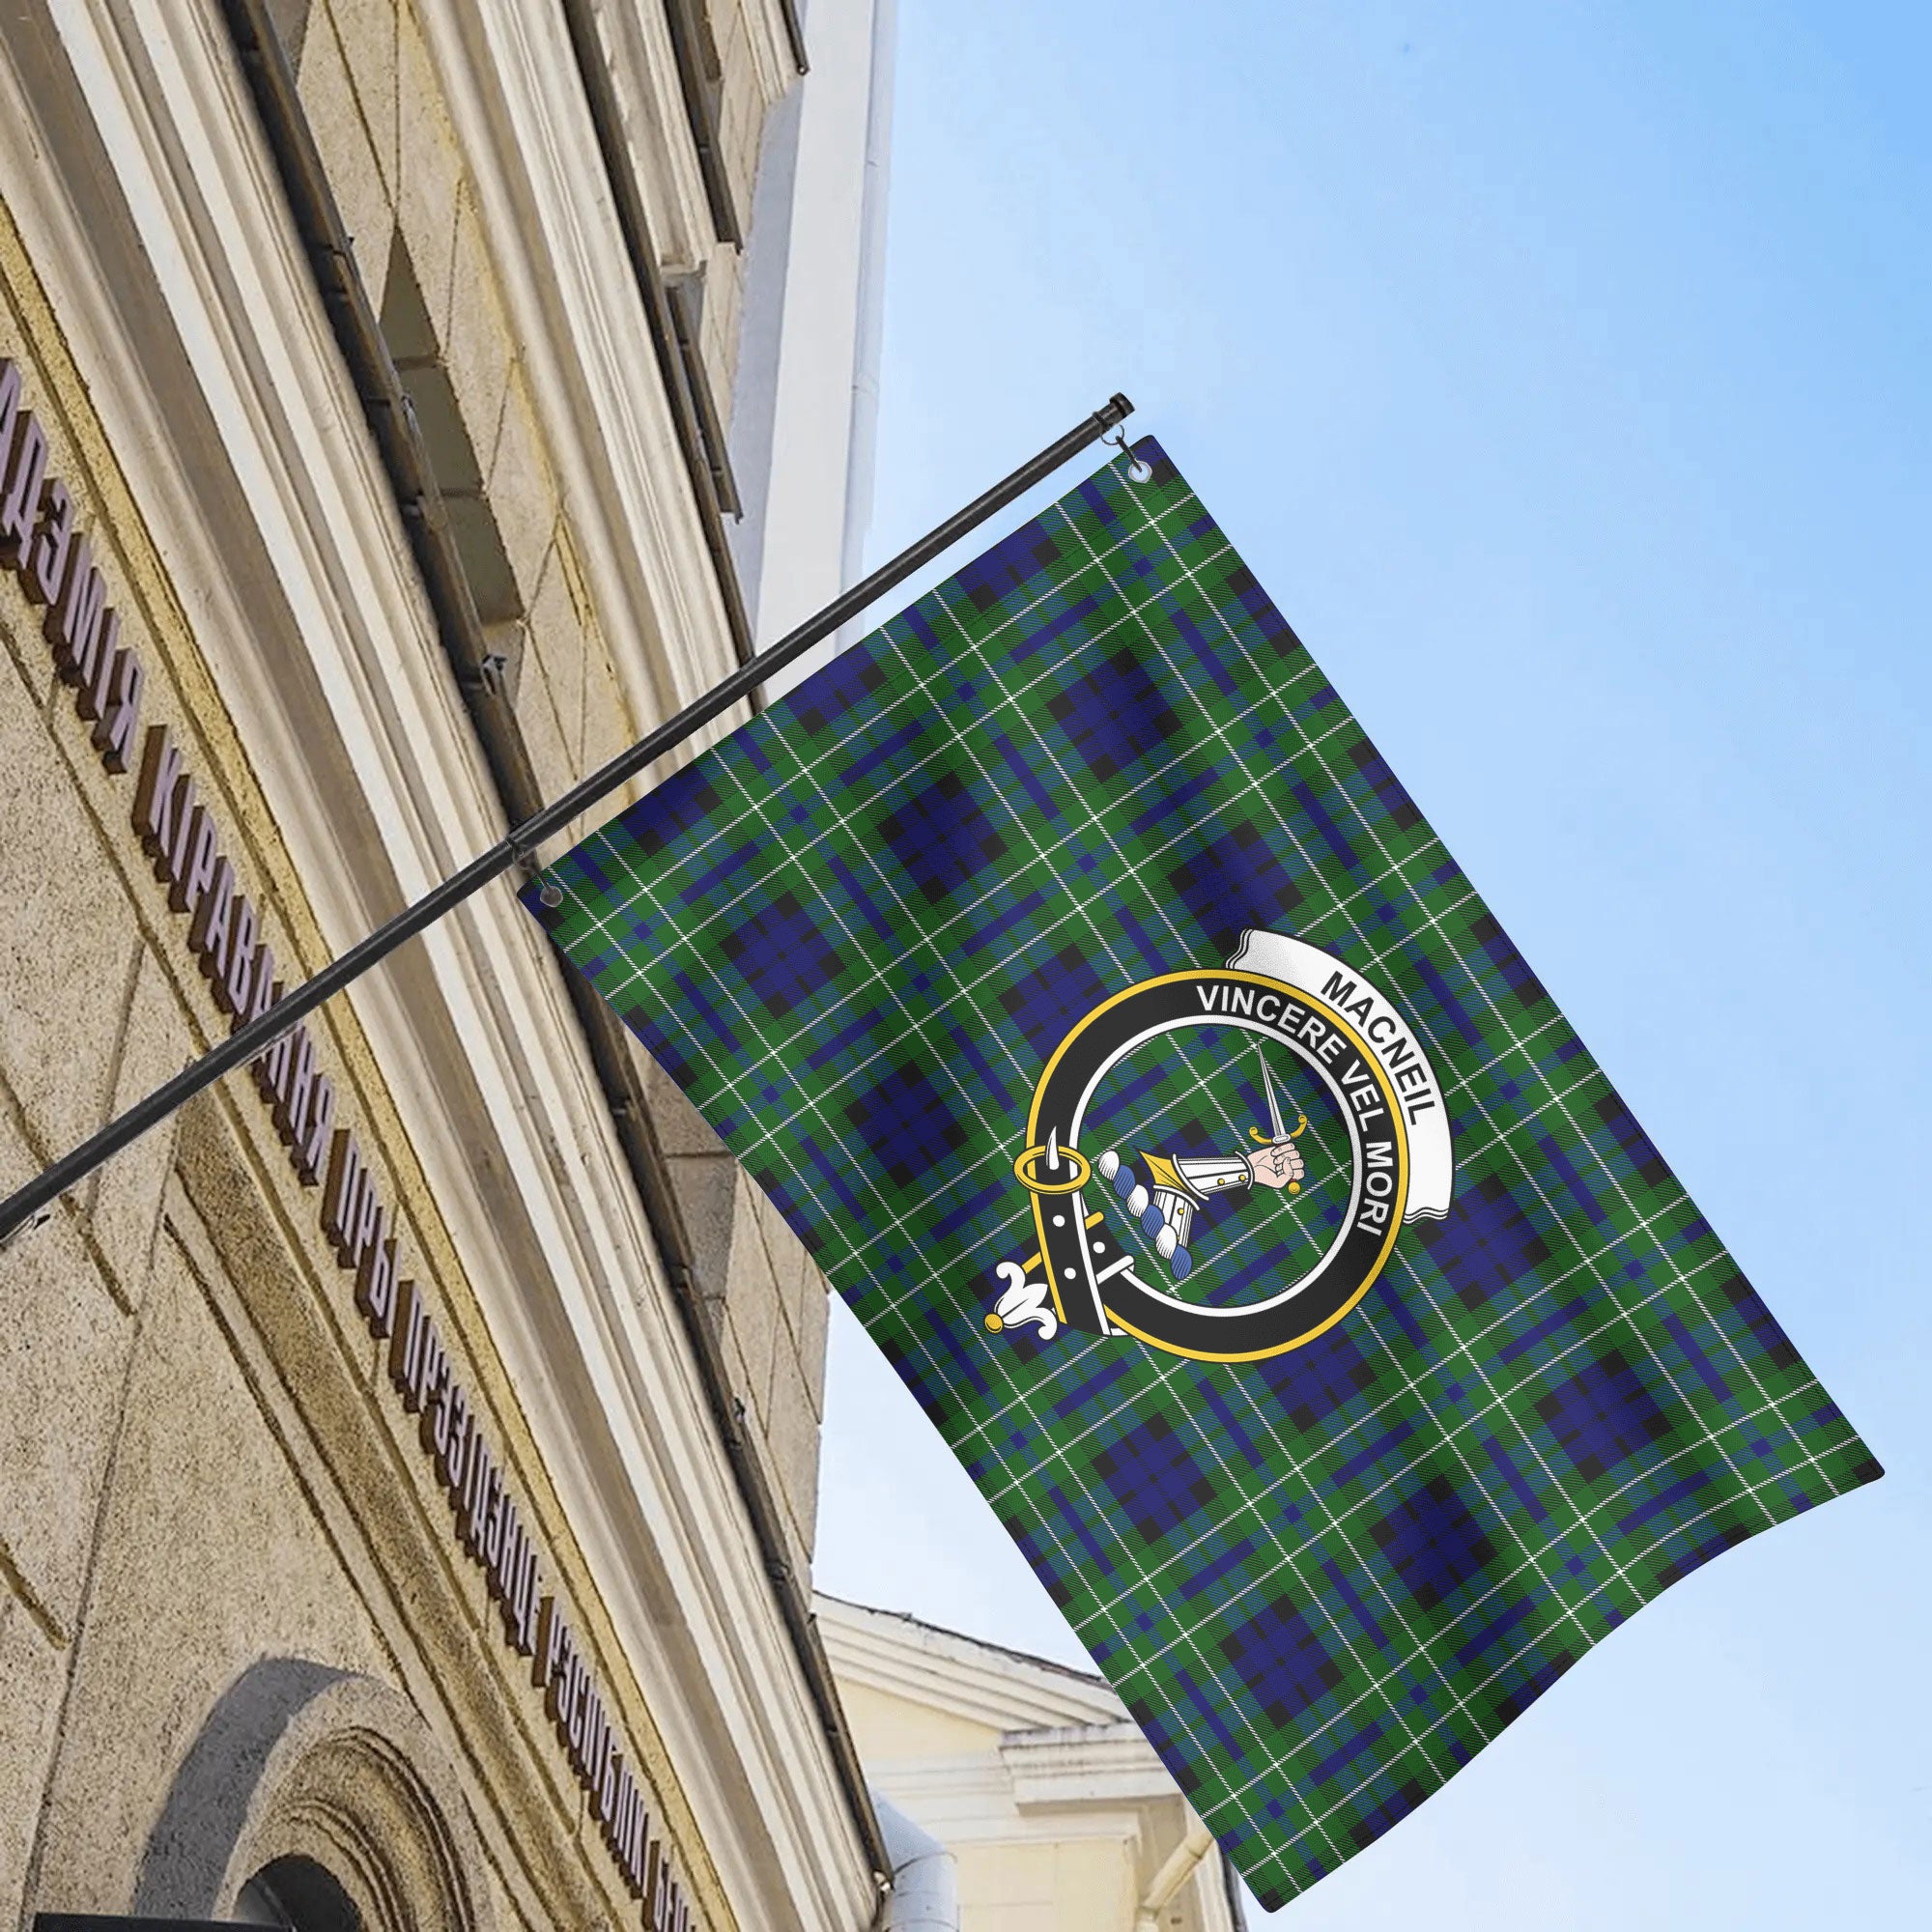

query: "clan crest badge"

left=990, top=930, right=1455, bottom=1361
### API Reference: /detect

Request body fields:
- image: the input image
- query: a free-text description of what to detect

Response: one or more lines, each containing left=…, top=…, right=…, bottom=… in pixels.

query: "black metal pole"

left=0, top=397, right=1133, bottom=1247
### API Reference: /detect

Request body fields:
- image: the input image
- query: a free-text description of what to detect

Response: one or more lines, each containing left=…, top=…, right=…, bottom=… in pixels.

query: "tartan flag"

left=524, top=440, right=1878, bottom=1909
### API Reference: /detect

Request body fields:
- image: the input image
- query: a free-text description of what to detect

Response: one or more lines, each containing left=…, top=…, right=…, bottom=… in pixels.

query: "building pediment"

left=816, top=1594, right=1128, bottom=1736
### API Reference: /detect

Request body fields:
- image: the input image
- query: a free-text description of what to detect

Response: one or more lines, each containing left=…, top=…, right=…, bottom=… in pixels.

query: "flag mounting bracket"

left=1105, top=425, right=1153, bottom=484
left=511, top=843, right=564, bottom=906
left=0, top=394, right=1135, bottom=1244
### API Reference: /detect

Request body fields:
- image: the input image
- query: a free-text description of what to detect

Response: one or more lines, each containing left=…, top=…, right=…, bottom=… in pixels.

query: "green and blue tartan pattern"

left=525, top=440, right=1878, bottom=1910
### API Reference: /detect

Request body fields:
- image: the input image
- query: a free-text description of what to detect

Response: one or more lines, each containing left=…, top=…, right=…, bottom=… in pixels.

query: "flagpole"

left=0, top=395, right=1135, bottom=1247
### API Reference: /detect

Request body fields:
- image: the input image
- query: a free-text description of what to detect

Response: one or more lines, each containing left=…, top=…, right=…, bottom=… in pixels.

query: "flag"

left=523, top=440, right=1878, bottom=1909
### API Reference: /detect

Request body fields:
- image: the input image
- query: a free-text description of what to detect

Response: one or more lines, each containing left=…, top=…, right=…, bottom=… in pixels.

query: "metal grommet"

left=1106, top=427, right=1152, bottom=485
left=514, top=843, right=564, bottom=907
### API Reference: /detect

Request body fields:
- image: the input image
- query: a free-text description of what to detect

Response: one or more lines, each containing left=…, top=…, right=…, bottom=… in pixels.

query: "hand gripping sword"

left=1248, top=1051, right=1307, bottom=1194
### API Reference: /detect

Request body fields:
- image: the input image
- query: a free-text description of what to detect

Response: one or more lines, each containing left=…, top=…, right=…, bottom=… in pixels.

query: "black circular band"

left=1025, top=971, right=1408, bottom=1361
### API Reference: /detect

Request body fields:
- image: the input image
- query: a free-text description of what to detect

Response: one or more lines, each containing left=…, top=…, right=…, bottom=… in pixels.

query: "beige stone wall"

left=834, top=1678, right=1004, bottom=1764
left=300, top=0, right=634, bottom=759
left=651, top=1065, right=832, bottom=1575
left=0, top=0, right=849, bottom=1924
left=0, top=197, right=726, bottom=1931
left=957, top=1838, right=1139, bottom=1932
left=293, top=0, right=832, bottom=1574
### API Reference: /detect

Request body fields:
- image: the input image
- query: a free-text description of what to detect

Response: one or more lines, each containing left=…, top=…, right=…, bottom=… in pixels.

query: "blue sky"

left=813, top=4, right=1931, bottom=1923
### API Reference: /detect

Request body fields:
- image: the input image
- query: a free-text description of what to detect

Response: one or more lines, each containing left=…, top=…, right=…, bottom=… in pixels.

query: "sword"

left=1247, top=1051, right=1306, bottom=1194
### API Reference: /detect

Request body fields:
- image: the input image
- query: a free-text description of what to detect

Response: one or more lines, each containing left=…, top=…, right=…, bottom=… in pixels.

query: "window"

left=662, top=0, right=741, bottom=246
left=379, top=235, right=526, bottom=692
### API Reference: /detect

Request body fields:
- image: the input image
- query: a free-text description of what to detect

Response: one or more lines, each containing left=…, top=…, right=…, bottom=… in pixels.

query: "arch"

left=137, top=1658, right=494, bottom=1932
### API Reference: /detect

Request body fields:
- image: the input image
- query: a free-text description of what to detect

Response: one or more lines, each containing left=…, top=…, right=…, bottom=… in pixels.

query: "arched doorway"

left=234, top=1855, right=361, bottom=1932
left=137, top=1660, right=491, bottom=1932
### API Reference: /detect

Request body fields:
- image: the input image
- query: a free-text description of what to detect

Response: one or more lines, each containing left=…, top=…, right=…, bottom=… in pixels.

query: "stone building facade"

left=0, top=2, right=892, bottom=1929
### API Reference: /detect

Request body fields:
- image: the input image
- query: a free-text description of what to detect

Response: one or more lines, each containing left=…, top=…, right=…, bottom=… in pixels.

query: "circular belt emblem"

left=985, top=932, right=1454, bottom=1363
